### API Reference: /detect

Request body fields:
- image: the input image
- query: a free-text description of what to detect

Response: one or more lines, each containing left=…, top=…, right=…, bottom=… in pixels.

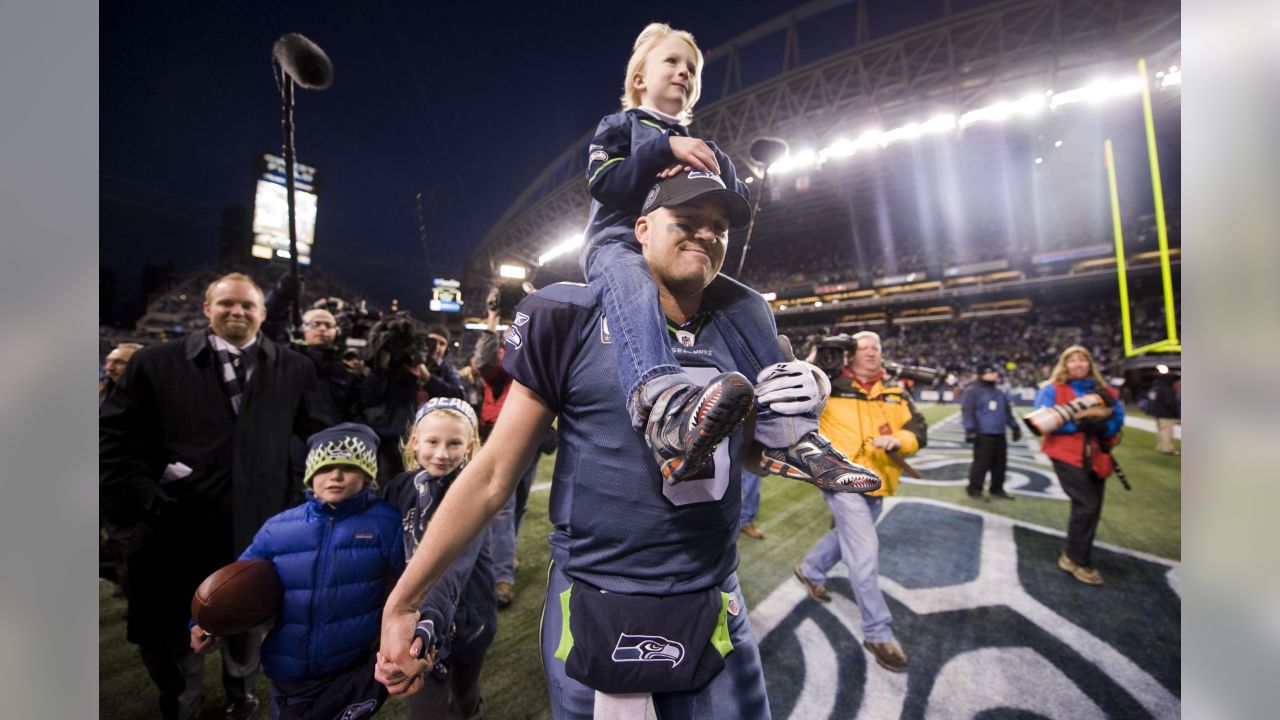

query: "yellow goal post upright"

left=1104, top=58, right=1181, bottom=358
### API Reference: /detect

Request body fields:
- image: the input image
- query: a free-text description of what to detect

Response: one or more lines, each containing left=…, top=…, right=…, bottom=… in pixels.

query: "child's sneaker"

left=761, top=431, right=882, bottom=493
left=646, top=372, right=755, bottom=485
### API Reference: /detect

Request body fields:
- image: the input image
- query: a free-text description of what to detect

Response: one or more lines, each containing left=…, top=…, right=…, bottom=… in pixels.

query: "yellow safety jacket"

left=818, top=372, right=928, bottom=497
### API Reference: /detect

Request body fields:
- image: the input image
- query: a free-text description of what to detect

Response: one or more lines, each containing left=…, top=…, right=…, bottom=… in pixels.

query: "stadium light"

left=536, top=234, right=583, bottom=266
left=1161, top=70, right=1181, bottom=88
left=465, top=321, right=509, bottom=331
left=769, top=149, right=817, bottom=174
left=1050, top=76, right=1144, bottom=108
left=819, top=138, right=857, bottom=162
left=958, top=95, right=1044, bottom=126
left=880, top=122, right=922, bottom=145
left=922, top=113, right=957, bottom=133
left=499, top=264, right=527, bottom=279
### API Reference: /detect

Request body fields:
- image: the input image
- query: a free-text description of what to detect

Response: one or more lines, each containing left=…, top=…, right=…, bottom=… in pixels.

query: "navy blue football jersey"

left=502, top=283, right=743, bottom=595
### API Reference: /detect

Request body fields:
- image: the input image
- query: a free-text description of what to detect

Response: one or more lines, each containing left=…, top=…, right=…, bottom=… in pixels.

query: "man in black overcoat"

left=100, top=272, right=329, bottom=720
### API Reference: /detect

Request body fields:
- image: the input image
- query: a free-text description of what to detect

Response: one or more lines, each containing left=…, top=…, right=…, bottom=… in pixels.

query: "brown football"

left=190, top=558, right=283, bottom=636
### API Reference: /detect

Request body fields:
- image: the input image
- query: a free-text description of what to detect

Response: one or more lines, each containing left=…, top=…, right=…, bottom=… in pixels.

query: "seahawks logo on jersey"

left=334, top=699, right=378, bottom=719
left=612, top=634, right=685, bottom=666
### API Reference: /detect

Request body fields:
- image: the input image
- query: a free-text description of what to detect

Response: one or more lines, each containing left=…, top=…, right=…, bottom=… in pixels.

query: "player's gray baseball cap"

left=640, top=171, right=752, bottom=229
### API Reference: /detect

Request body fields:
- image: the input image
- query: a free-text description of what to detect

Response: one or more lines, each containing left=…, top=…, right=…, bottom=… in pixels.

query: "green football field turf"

left=99, top=405, right=1180, bottom=718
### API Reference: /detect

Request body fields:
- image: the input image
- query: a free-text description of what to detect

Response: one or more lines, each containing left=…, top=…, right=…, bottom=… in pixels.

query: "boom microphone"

left=272, top=33, right=334, bottom=90
left=749, top=137, right=789, bottom=167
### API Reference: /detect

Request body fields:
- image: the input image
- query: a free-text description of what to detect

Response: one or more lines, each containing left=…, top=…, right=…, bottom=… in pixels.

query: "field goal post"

left=1104, top=58, right=1180, bottom=358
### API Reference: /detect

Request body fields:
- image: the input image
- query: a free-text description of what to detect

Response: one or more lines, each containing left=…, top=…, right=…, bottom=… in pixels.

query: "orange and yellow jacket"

left=818, top=370, right=928, bottom=497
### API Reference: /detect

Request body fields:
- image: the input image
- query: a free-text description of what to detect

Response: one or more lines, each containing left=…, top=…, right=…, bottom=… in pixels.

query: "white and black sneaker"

left=761, top=431, right=881, bottom=493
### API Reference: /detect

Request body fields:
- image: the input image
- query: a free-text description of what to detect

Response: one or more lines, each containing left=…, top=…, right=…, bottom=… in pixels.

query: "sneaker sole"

left=760, top=455, right=881, bottom=494
left=662, top=376, right=754, bottom=485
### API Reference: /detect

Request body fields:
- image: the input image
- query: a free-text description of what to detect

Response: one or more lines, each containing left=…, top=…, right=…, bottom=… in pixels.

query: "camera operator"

left=261, top=273, right=361, bottom=425
left=961, top=365, right=1021, bottom=501
left=1034, top=345, right=1125, bottom=586
left=295, top=308, right=363, bottom=422
left=361, top=316, right=464, bottom=481
left=794, top=330, right=926, bottom=673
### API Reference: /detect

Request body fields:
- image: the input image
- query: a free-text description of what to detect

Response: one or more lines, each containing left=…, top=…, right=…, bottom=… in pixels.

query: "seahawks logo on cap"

left=612, top=634, right=685, bottom=666
left=687, top=170, right=725, bottom=187
left=643, top=184, right=661, bottom=212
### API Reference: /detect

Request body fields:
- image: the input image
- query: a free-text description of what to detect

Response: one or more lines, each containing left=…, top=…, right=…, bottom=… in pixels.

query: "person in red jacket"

left=1033, top=345, right=1125, bottom=586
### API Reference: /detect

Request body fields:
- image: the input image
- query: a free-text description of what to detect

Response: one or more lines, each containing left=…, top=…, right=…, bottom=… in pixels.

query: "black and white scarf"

left=210, top=332, right=257, bottom=415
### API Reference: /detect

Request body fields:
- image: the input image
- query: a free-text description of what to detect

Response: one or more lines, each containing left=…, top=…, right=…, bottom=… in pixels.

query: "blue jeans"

left=488, top=455, right=539, bottom=585
left=541, top=563, right=771, bottom=720
left=739, top=471, right=761, bottom=526
left=798, top=494, right=893, bottom=643
left=584, top=240, right=813, bottom=447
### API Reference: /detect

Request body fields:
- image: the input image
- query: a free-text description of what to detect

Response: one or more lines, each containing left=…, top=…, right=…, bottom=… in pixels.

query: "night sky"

left=100, top=0, right=852, bottom=321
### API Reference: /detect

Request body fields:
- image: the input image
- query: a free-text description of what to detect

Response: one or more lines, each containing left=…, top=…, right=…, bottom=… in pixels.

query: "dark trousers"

left=1052, top=459, right=1106, bottom=567
left=129, top=507, right=262, bottom=720
left=408, top=610, right=498, bottom=719
left=270, top=652, right=388, bottom=720
left=137, top=628, right=263, bottom=720
left=968, top=434, right=1008, bottom=493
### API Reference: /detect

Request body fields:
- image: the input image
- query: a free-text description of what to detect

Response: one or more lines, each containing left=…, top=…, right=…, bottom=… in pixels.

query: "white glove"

left=755, top=360, right=831, bottom=416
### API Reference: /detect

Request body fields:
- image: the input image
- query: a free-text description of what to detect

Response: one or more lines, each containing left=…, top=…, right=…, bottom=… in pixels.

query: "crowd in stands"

left=783, top=295, right=1179, bottom=391
left=738, top=208, right=1179, bottom=293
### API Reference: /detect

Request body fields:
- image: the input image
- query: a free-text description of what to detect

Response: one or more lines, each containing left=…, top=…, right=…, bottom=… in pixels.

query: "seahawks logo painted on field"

left=613, top=634, right=685, bottom=666
left=904, top=413, right=1067, bottom=500
left=752, top=498, right=1180, bottom=718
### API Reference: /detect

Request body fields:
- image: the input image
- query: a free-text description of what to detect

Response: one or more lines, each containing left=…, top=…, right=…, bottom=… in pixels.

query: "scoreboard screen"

left=251, top=153, right=318, bottom=265
left=430, top=278, right=463, bottom=313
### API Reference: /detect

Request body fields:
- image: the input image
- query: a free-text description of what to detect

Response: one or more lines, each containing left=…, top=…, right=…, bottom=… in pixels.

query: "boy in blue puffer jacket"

left=190, top=423, right=404, bottom=720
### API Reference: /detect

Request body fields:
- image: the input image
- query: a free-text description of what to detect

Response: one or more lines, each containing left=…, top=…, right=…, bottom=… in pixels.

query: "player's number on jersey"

left=662, top=366, right=733, bottom=506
